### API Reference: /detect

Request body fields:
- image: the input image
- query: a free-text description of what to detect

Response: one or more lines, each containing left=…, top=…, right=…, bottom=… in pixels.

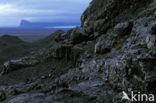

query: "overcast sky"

left=0, top=0, right=91, bottom=27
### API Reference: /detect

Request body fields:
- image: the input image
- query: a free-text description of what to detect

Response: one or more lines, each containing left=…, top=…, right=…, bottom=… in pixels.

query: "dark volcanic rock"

left=49, top=43, right=82, bottom=64
left=113, top=21, right=133, bottom=36
left=70, top=27, right=89, bottom=44
left=1, top=0, right=156, bottom=103
left=0, top=90, right=6, bottom=101
left=6, top=93, right=46, bottom=103
left=81, top=0, right=152, bottom=33
left=94, top=35, right=114, bottom=54
left=1, top=57, right=39, bottom=75
left=150, top=24, right=156, bottom=35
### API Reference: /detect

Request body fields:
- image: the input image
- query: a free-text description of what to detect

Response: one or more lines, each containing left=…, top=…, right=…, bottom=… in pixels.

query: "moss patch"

left=114, top=36, right=128, bottom=50
left=60, top=43, right=73, bottom=48
left=74, top=43, right=83, bottom=48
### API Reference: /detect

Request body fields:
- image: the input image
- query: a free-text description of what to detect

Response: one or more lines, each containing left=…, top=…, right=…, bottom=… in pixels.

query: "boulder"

left=70, top=27, right=89, bottom=44
left=46, top=43, right=82, bottom=64
left=1, top=57, right=39, bottom=74
left=113, top=21, right=133, bottom=36
left=93, top=19, right=108, bottom=33
left=94, top=36, right=114, bottom=54
left=145, top=35, right=156, bottom=49
left=53, top=30, right=65, bottom=42
left=47, top=43, right=73, bottom=60
left=6, top=93, right=45, bottom=103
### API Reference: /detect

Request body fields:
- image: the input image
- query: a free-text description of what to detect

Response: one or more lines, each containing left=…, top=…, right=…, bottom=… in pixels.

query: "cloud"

left=0, top=0, right=91, bottom=26
left=0, top=4, right=18, bottom=16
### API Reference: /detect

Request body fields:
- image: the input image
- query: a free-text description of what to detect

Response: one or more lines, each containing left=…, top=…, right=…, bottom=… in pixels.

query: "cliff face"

left=81, top=0, right=153, bottom=33
left=0, top=0, right=156, bottom=103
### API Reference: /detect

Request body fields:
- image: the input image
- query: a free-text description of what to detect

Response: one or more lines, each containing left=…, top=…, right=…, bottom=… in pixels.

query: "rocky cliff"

left=0, top=0, right=156, bottom=103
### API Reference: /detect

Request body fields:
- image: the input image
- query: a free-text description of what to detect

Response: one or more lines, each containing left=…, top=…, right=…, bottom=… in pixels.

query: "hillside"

left=0, top=35, right=27, bottom=48
left=0, top=0, right=156, bottom=103
left=0, top=35, right=31, bottom=64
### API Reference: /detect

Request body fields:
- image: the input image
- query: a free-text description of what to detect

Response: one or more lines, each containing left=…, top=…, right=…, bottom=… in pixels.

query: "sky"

left=0, top=0, right=91, bottom=27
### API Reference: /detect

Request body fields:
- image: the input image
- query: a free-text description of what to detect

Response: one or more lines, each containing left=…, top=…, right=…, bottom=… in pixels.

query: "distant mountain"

left=19, top=20, right=81, bottom=28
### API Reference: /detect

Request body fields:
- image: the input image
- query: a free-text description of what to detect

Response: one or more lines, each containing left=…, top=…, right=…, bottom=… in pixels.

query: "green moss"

left=136, top=5, right=156, bottom=19
left=84, top=50, right=88, bottom=54
left=115, top=42, right=123, bottom=50
left=143, top=5, right=156, bottom=17
left=115, top=39, right=125, bottom=50
left=114, top=36, right=127, bottom=50
left=132, top=29, right=139, bottom=36
left=55, top=43, right=73, bottom=62
left=152, top=6, right=156, bottom=13
left=60, top=44, right=73, bottom=48
left=75, top=43, right=83, bottom=47
left=88, top=21, right=94, bottom=28
left=140, top=49, right=148, bottom=53
left=88, top=65, right=91, bottom=69
left=64, top=29, right=73, bottom=39
left=112, top=0, right=115, bottom=3
left=96, top=9, right=106, bottom=19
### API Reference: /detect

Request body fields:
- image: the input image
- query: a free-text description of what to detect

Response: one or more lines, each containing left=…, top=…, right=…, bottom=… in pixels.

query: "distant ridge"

left=19, top=20, right=81, bottom=28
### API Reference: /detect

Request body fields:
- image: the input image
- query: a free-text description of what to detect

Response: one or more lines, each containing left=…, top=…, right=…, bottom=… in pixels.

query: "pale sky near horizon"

left=0, top=0, right=91, bottom=27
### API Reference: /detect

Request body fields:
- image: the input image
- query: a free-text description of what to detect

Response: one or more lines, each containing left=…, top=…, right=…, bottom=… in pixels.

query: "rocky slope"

left=0, top=0, right=156, bottom=103
left=0, top=35, right=31, bottom=72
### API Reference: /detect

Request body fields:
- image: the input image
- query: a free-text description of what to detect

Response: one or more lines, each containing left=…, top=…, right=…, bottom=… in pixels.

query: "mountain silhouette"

left=20, top=20, right=81, bottom=28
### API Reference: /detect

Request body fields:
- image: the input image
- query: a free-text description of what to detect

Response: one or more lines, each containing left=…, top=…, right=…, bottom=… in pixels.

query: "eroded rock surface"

left=0, top=0, right=156, bottom=103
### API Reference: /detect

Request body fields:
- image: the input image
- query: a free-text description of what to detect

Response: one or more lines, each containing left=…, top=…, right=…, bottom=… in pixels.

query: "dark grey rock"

left=145, top=35, right=156, bottom=49
left=0, top=90, right=6, bottom=101
left=6, top=93, right=45, bottom=103
left=70, top=27, right=89, bottom=44
left=50, top=30, right=65, bottom=42
left=113, top=21, right=133, bottom=36
left=94, top=35, right=114, bottom=54
left=150, top=24, right=156, bottom=35
left=1, top=0, right=156, bottom=103
left=1, top=56, right=39, bottom=75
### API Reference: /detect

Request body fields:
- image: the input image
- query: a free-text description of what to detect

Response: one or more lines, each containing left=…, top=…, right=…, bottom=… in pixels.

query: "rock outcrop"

left=0, top=0, right=156, bottom=103
left=1, top=57, right=39, bottom=75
